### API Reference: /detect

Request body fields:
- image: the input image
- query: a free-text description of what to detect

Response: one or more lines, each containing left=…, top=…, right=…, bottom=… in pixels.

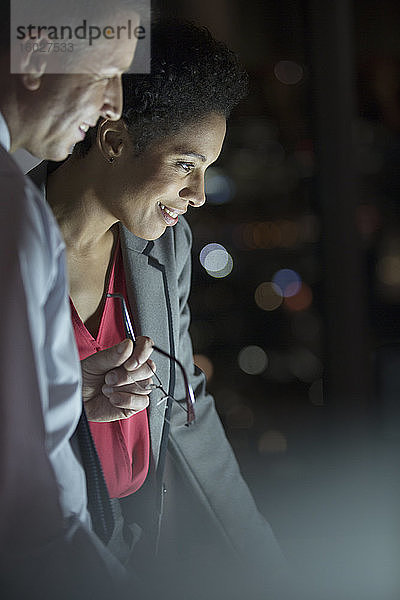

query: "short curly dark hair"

left=74, top=18, right=248, bottom=157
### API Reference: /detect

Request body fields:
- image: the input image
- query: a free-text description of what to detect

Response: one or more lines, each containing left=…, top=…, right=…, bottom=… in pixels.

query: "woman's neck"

left=46, top=154, right=116, bottom=255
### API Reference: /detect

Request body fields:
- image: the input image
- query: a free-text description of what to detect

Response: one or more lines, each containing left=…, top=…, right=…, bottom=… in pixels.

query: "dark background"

left=154, top=1, right=400, bottom=598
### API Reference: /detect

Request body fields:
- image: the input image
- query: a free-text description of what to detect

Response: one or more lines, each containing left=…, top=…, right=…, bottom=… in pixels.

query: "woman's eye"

left=176, top=161, right=194, bottom=173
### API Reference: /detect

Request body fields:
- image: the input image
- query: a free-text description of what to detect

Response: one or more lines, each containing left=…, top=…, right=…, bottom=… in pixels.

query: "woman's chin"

left=128, top=226, right=165, bottom=242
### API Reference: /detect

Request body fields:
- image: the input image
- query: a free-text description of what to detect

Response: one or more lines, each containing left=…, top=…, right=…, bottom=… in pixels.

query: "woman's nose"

left=179, top=176, right=206, bottom=207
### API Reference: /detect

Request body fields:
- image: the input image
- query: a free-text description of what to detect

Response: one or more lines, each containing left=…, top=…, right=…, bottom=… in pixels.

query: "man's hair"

left=74, top=18, right=248, bottom=157
left=0, top=1, right=143, bottom=57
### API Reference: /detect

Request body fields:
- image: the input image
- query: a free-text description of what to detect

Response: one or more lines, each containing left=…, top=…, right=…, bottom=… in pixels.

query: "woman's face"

left=106, top=112, right=227, bottom=240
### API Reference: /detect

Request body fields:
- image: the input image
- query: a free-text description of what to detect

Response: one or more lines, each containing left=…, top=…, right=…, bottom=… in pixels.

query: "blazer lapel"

left=119, top=225, right=176, bottom=470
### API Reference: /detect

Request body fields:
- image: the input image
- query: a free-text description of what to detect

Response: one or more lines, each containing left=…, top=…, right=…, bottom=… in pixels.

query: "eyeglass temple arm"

left=151, top=345, right=196, bottom=426
left=107, top=293, right=195, bottom=426
left=111, top=293, right=136, bottom=342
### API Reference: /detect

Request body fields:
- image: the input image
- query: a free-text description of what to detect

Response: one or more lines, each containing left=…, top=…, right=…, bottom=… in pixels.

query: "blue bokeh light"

left=272, top=268, right=302, bottom=298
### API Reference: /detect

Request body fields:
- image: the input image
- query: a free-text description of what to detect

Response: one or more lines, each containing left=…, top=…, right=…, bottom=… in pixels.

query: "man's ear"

left=20, top=37, right=49, bottom=91
left=97, top=118, right=128, bottom=163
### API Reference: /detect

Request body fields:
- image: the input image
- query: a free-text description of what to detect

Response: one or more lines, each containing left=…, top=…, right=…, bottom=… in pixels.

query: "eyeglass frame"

left=106, top=293, right=195, bottom=426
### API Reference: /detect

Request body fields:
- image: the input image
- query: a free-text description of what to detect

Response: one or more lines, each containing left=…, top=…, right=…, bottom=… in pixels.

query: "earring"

left=108, top=157, right=114, bottom=164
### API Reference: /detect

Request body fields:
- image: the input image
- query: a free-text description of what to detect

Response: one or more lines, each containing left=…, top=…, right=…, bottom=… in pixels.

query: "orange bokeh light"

left=283, top=283, right=313, bottom=311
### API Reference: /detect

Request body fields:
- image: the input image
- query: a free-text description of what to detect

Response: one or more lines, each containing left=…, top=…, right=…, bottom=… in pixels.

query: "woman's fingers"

left=124, top=335, right=154, bottom=370
left=87, top=335, right=157, bottom=417
left=104, top=358, right=155, bottom=387
left=105, top=389, right=150, bottom=412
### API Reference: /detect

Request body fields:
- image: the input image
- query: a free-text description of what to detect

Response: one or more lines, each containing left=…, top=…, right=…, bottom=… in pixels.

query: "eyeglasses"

left=106, top=293, right=195, bottom=426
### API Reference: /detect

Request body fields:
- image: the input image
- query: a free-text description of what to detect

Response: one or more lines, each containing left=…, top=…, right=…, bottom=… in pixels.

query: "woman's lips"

left=158, top=202, right=179, bottom=226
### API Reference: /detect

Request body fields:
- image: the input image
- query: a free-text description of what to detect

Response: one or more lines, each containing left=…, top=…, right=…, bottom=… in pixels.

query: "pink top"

left=71, top=241, right=150, bottom=498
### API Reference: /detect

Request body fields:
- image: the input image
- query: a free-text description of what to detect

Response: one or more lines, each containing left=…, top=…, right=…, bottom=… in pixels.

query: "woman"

left=31, top=18, right=286, bottom=597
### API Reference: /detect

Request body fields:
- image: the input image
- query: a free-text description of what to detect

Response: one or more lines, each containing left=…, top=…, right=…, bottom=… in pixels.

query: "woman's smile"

left=157, top=202, right=186, bottom=226
left=158, top=203, right=179, bottom=226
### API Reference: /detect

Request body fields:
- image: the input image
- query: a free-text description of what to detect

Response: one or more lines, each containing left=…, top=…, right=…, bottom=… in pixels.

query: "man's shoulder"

left=0, top=152, right=62, bottom=254
left=0, top=145, right=26, bottom=190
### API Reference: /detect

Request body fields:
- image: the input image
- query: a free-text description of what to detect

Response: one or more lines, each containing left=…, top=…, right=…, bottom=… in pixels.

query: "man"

left=0, top=2, right=153, bottom=598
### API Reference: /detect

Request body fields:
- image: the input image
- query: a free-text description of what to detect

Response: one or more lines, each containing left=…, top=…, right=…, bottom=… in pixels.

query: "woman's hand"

left=80, top=337, right=155, bottom=422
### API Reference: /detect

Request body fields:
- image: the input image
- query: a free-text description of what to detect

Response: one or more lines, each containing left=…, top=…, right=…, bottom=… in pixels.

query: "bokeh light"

left=274, top=60, right=304, bottom=85
left=208, top=254, right=234, bottom=278
left=272, top=268, right=302, bottom=297
left=232, top=217, right=320, bottom=251
left=238, top=345, right=268, bottom=375
left=258, top=430, right=287, bottom=455
left=199, top=243, right=224, bottom=267
left=204, top=248, right=229, bottom=272
left=284, top=282, right=313, bottom=311
left=254, top=281, right=283, bottom=311
left=199, top=243, right=234, bottom=278
left=279, top=220, right=300, bottom=247
left=377, top=254, right=400, bottom=286
left=205, top=167, right=235, bottom=205
left=253, top=221, right=282, bottom=248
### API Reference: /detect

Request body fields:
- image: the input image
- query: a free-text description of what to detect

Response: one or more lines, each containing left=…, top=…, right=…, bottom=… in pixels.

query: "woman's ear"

left=97, top=118, right=128, bottom=164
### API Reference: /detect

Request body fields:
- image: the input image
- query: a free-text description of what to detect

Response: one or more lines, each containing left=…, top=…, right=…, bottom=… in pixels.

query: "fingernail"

left=137, top=382, right=152, bottom=391
left=129, top=358, right=138, bottom=369
left=105, top=372, right=117, bottom=385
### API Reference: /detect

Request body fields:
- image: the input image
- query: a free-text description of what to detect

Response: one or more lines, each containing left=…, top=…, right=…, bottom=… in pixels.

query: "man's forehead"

left=74, top=29, right=139, bottom=76
left=10, top=0, right=150, bottom=75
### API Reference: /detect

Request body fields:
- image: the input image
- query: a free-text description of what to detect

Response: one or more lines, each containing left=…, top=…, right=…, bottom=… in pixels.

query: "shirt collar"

left=0, top=111, right=11, bottom=151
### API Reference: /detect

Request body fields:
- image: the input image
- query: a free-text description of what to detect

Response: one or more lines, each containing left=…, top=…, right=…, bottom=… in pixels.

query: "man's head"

left=0, top=1, right=143, bottom=160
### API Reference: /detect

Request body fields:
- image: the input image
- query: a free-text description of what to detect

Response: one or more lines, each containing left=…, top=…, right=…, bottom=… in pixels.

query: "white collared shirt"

left=0, top=110, right=11, bottom=151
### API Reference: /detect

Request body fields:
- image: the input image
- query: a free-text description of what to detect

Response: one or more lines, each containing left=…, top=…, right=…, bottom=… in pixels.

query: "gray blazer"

left=119, top=220, right=286, bottom=573
left=30, top=161, right=286, bottom=587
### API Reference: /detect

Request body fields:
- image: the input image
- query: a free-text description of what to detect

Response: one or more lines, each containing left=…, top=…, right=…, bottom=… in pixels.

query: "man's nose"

left=101, top=75, right=123, bottom=121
